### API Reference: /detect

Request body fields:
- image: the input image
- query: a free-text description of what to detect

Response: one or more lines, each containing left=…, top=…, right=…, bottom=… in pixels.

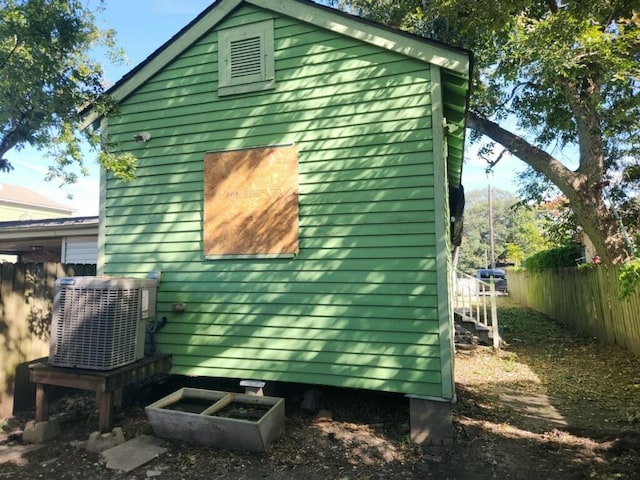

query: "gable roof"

left=83, top=0, right=472, bottom=187
left=0, top=215, right=98, bottom=234
left=0, top=183, right=74, bottom=214
left=85, top=0, right=470, bottom=117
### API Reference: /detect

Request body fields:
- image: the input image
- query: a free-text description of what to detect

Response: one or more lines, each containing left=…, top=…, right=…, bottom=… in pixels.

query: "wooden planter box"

left=145, top=388, right=285, bottom=452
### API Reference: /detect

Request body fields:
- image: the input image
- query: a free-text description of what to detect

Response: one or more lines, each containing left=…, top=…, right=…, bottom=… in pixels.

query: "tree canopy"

left=337, top=0, right=640, bottom=264
left=0, top=0, right=134, bottom=185
left=456, top=187, right=549, bottom=273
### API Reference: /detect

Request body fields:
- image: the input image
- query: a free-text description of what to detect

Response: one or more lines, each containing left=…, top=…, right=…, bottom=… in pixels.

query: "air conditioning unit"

left=49, top=276, right=159, bottom=370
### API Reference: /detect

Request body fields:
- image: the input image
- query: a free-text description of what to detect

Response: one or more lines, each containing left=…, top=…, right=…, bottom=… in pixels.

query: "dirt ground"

left=1, top=297, right=639, bottom=479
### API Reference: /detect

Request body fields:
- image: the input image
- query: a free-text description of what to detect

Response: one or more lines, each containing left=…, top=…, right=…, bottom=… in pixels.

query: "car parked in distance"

left=476, top=268, right=508, bottom=294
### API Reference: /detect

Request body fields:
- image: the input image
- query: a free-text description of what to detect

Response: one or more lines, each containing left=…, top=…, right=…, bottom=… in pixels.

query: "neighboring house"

left=0, top=183, right=74, bottom=221
left=0, top=216, right=98, bottom=263
left=573, top=231, right=598, bottom=263
left=83, top=0, right=471, bottom=444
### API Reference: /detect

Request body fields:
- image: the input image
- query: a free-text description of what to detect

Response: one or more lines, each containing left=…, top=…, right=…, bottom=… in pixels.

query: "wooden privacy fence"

left=508, top=266, right=640, bottom=355
left=0, top=263, right=96, bottom=417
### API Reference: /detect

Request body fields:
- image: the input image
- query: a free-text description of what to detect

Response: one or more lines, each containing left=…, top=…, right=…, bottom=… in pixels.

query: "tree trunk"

left=467, top=111, right=632, bottom=264
left=567, top=190, right=630, bottom=264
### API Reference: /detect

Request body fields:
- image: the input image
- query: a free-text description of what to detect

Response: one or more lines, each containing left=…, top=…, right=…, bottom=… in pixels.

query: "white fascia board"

left=81, top=0, right=469, bottom=128
left=0, top=226, right=98, bottom=240
left=249, top=0, right=469, bottom=75
left=81, top=0, right=245, bottom=128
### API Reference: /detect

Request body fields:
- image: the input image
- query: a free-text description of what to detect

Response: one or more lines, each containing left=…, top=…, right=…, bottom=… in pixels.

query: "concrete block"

left=240, top=379, right=266, bottom=396
left=301, top=388, right=321, bottom=412
left=86, top=427, right=125, bottom=453
left=315, top=409, right=332, bottom=422
left=409, top=397, right=453, bottom=447
left=22, top=419, right=61, bottom=444
left=101, top=435, right=167, bottom=473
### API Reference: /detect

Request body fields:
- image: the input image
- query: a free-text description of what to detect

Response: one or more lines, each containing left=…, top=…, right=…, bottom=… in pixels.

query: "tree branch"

left=0, top=35, right=21, bottom=71
left=0, top=115, right=28, bottom=160
left=487, top=148, right=509, bottom=169
left=495, top=82, right=534, bottom=111
left=557, top=78, right=605, bottom=181
left=467, top=110, right=578, bottom=193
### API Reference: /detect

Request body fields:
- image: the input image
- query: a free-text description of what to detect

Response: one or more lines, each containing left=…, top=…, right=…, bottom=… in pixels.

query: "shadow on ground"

left=449, top=297, right=640, bottom=479
left=1, top=297, right=639, bottom=479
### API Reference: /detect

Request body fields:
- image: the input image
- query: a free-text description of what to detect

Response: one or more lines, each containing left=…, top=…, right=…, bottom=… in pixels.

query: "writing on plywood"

left=204, top=145, right=299, bottom=257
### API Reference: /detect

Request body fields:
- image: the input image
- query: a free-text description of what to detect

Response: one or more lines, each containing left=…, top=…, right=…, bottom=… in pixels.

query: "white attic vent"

left=218, top=19, right=275, bottom=96
left=230, top=36, right=263, bottom=79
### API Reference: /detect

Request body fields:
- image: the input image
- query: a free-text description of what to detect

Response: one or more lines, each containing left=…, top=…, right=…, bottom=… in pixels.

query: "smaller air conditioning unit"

left=49, top=276, right=158, bottom=370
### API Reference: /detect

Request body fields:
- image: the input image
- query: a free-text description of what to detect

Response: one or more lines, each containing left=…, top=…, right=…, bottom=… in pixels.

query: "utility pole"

left=488, top=182, right=496, bottom=269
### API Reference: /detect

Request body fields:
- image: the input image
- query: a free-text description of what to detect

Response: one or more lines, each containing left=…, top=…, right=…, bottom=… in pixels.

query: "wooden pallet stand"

left=29, top=353, right=172, bottom=434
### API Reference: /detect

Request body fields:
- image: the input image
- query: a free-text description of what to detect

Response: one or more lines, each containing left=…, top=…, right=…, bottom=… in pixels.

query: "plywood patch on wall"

left=204, top=144, right=299, bottom=258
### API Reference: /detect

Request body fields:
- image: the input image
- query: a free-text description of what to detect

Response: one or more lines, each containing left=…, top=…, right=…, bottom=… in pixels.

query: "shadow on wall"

left=0, top=263, right=96, bottom=418
left=100, top=27, right=449, bottom=398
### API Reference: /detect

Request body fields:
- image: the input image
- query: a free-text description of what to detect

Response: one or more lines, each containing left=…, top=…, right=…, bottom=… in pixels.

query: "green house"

left=84, top=0, right=471, bottom=444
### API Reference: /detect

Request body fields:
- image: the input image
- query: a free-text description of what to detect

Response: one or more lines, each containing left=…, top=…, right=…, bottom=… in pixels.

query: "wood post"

left=35, top=383, right=48, bottom=423
left=96, top=391, right=114, bottom=433
left=29, top=353, right=171, bottom=433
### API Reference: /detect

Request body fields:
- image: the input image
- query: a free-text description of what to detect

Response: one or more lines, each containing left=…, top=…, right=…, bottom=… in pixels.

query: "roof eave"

left=0, top=217, right=99, bottom=239
left=0, top=226, right=98, bottom=242
left=81, top=0, right=471, bottom=128
left=80, top=0, right=243, bottom=128
left=253, top=0, right=470, bottom=74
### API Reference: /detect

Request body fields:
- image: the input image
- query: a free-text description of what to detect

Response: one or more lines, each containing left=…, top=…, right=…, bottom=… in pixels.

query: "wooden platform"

left=29, top=354, right=172, bottom=433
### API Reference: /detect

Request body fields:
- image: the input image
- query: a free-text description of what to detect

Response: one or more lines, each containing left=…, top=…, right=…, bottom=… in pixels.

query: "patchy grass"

left=497, top=297, right=640, bottom=429
left=454, top=296, right=640, bottom=479
left=2, top=297, right=639, bottom=480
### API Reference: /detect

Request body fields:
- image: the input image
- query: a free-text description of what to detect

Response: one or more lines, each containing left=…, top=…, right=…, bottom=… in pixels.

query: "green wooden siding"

left=102, top=5, right=452, bottom=398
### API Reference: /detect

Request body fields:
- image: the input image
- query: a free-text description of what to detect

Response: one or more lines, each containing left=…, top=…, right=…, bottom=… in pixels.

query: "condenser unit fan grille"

left=49, top=277, right=156, bottom=370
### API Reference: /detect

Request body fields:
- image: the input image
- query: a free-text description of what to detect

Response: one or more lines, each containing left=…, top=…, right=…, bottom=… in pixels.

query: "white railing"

left=453, top=270, right=500, bottom=349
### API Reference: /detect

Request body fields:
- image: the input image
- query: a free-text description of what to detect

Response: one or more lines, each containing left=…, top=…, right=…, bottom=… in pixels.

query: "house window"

left=218, top=19, right=275, bottom=96
left=203, top=144, right=299, bottom=258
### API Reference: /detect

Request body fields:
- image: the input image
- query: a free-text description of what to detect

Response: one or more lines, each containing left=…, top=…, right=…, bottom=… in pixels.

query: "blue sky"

left=3, top=0, right=522, bottom=216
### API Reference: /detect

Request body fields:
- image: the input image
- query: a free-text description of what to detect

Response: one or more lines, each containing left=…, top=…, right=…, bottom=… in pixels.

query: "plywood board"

left=204, top=145, right=299, bottom=257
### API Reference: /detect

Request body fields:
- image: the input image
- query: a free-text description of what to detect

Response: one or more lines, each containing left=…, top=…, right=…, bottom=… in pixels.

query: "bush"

left=523, top=243, right=584, bottom=272
left=619, top=258, right=640, bottom=298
